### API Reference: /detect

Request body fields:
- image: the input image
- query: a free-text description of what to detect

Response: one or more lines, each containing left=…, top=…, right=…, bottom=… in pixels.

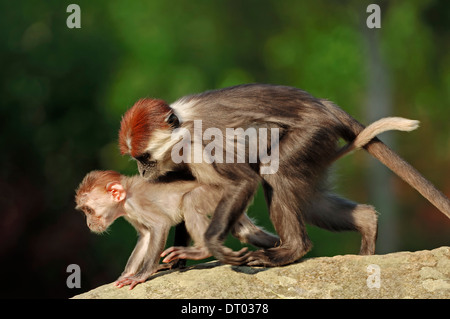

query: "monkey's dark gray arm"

left=170, top=221, right=190, bottom=268
left=204, top=179, right=259, bottom=264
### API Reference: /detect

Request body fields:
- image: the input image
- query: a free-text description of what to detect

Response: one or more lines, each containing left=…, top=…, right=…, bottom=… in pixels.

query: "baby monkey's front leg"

left=115, top=225, right=170, bottom=289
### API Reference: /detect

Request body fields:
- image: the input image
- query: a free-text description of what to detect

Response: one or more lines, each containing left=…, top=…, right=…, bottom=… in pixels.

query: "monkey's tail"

left=322, top=100, right=450, bottom=218
left=334, top=117, right=420, bottom=160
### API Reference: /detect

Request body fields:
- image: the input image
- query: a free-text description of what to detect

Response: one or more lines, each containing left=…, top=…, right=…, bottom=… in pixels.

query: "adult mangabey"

left=119, top=84, right=450, bottom=267
left=75, top=170, right=278, bottom=289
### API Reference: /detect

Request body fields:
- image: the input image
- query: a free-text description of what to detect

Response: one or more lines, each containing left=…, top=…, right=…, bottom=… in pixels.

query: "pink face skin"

left=78, top=182, right=126, bottom=233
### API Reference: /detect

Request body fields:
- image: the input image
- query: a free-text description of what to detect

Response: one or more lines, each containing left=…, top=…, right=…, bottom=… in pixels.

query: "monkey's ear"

left=166, top=112, right=179, bottom=129
left=106, top=182, right=126, bottom=202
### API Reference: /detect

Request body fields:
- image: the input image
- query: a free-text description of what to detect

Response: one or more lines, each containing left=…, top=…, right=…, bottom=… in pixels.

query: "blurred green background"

left=0, top=0, right=448, bottom=298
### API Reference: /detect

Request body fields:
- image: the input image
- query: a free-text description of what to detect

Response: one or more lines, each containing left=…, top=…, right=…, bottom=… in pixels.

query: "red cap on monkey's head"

left=119, top=98, right=172, bottom=157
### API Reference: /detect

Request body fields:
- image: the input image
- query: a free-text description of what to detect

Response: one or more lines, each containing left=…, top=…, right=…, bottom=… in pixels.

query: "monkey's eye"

left=166, top=113, right=179, bottom=128
left=84, top=207, right=94, bottom=215
left=136, top=152, right=151, bottom=164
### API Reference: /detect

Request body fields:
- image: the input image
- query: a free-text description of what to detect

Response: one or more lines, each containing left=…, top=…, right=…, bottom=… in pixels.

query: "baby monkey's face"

left=76, top=188, right=122, bottom=233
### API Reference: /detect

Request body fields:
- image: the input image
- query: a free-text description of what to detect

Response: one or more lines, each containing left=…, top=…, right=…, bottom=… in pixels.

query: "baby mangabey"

left=75, top=170, right=279, bottom=289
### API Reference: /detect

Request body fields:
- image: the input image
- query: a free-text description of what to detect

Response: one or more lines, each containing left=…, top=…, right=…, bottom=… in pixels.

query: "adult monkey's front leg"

left=204, top=179, right=258, bottom=265
left=170, top=221, right=190, bottom=268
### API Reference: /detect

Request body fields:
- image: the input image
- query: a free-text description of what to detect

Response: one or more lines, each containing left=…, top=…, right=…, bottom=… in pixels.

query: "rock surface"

left=73, top=246, right=449, bottom=299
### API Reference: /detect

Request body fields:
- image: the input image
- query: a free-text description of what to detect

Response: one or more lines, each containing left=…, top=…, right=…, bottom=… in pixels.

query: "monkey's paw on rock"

left=72, top=246, right=449, bottom=299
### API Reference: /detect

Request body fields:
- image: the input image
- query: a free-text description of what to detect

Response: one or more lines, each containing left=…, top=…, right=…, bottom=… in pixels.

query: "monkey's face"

left=119, top=97, right=181, bottom=181
left=135, top=152, right=160, bottom=180
left=133, top=133, right=180, bottom=181
left=85, top=210, right=108, bottom=234
left=77, top=190, right=121, bottom=233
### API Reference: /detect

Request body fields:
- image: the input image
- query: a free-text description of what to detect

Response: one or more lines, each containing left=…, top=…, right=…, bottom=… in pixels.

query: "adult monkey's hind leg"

left=242, top=125, right=341, bottom=267
left=242, top=167, right=315, bottom=267
left=303, top=193, right=378, bottom=255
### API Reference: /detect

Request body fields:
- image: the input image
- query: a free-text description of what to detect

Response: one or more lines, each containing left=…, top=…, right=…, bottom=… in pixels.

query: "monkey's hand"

left=160, top=246, right=212, bottom=263
left=114, top=272, right=154, bottom=290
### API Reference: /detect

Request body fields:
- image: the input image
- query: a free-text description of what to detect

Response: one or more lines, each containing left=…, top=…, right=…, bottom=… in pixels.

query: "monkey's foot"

left=161, top=246, right=212, bottom=263
left=241, top=246, right=310, bottom=267
left=240, top=250, right=275, bottom=266
left=208, top=245, right=251, bottom=266
left=156, top=259, right=186, bottom=271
